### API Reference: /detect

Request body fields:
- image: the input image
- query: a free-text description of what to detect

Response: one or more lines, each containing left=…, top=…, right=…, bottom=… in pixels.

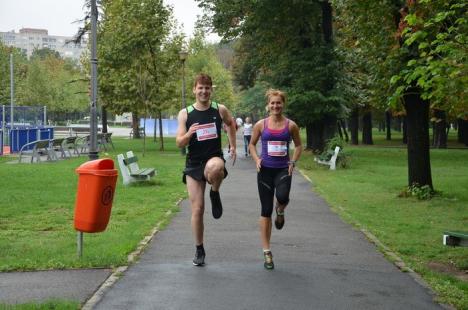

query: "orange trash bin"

left=74, top=158, right=118, bottom=233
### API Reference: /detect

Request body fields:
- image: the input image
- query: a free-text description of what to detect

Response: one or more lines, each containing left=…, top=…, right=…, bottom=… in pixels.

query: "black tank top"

left=186, top=101, right=223, bottom=162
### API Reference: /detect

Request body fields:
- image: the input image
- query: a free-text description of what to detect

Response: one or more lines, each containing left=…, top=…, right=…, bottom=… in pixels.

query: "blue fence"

left=139, top=118, right=178, bottom=137
left=8, top=127, right=54, bottom=152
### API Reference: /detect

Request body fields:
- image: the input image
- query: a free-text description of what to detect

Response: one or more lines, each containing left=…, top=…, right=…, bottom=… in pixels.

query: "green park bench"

left=117, top=151, right=156, bottom=185
left=443, top=231, right=468, bottom=247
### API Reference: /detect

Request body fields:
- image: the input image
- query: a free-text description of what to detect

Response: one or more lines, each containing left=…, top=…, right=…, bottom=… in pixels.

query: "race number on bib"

left=196, top=122, right=218, bottom=141
left=267, top=141, right=287, bottom=156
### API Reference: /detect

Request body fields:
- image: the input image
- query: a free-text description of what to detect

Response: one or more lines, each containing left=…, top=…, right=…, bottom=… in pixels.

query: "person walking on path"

left=243, top=117, right=253, bottom=157
left=249, top=89, right=303, bottom=270
left=176, top=73, right=237, bottom=267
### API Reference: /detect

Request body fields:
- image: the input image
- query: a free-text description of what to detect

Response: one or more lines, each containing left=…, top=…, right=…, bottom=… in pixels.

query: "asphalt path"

left=92, top=136, right=442, bottom=310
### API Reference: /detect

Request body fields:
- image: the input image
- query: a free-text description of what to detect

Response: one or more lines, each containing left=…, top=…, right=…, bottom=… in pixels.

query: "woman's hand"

left=255, top=158, right=262, bottom=172
left=288, top=160, right=296, bottom=176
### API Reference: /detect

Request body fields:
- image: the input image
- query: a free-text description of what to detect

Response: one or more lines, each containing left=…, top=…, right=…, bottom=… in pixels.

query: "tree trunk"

left=457, top=118, right=463, bottom=143
left=403, top=90, right=433, bottom=189
left=385, top=110, right=392, bottom=140
left=340, top=120, right=349, bottom=142
left=132, top=111, right=141, bottom=139
left=402, top=116, right=407, bottom=144
left=306, top=121, right=324, bottom=152
left=337, top=121, right=343, bottom=140
left=321, top=1, right=333, bottom=44
left=432, top=109, right=447, bottom=148
left=323, top=114, right=337, bottom=142
left=101, top=106, right=108, bottom=134
left=394, top=116, right=402, bottom=132
left=349, top=108, right=359, bottom=145
left=158, top=110, right=164, bottom=151
left=462, top=119, right=468, bottom=146
left=362, top=110, right=373, bottom=145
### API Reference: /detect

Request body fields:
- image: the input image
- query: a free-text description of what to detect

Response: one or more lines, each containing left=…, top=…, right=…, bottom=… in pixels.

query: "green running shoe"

left=263, top=251, right=274, bottom=270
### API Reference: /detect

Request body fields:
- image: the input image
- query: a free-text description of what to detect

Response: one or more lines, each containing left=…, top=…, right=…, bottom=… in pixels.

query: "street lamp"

left=179, top=50, right=188, bottom=156
left=88, top=0, right=99, bottom=161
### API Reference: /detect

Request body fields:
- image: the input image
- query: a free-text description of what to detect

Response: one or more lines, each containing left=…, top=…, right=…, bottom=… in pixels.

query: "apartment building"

left=0, top=28, right=87, bottom=61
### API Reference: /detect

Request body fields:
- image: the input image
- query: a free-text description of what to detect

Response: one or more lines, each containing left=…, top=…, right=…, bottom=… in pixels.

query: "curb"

left=81, top=202, right=181, bottom=310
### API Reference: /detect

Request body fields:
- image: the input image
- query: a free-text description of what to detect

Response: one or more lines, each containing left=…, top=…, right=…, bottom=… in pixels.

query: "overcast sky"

left=0, top=0, right=219, bottom=41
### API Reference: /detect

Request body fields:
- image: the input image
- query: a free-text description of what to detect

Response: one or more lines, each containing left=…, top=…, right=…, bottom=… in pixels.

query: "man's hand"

left=187, top=123, right=199, bottom=137
left=229, top=147, right=236, bottom=166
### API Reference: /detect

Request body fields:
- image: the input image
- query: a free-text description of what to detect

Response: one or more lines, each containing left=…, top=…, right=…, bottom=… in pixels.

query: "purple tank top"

left=261, top=118, right=291, bottom=168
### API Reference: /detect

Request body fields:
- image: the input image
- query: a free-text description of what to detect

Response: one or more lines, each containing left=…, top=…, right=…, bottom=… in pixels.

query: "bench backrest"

left=126, top=151, right=141, bottom=173
left=51, top=138, right=65, bottom=147
left=36, top=140, right=51, bottom=148
left=123, top=156, right=138, bottom=166
left=65, top=136, right=78, bottom=144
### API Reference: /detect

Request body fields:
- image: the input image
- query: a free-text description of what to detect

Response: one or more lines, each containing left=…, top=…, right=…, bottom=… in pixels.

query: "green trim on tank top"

left=186, top=101, right=219, bottom=114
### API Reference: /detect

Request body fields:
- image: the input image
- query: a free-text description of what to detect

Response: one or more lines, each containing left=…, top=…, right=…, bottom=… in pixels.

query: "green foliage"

left=197, top=0, right=346, bottom=127
left=400, top=183, right=438, bottom=200
left=316, top=135, right=350, bottom=168
left=235, top=81, right=270, bottom=120
left=333, top=0, right=402, bottom=110
left=97, top=0, right=183, bottom=117
left=390, top=2, right=467, bottom=115
left=0, top=43, right=88, bottom=117
left=185, top=31, right=236, bottom=109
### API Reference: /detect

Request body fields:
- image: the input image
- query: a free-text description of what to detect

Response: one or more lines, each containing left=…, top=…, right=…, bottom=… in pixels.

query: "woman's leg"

left=257, top=167, right=275, bottom=249
left=274, top=169, right=292, bottom=229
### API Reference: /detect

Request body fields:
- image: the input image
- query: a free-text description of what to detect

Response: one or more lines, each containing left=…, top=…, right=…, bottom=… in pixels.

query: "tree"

left=333, top=0, right=467, bottom=190
left=197, top=0, right=345, bottom=152
left=97, top=0, right=183, bottom=150
left=184, top=29, right=236, bottom=110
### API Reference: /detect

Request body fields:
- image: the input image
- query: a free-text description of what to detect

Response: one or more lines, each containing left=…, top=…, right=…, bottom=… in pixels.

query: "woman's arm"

left=249, top=120, right=263, bottom=171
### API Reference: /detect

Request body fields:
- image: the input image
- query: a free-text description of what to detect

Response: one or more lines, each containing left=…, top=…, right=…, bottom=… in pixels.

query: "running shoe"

left=264, top=251, right=274, bottom=270
left=210, top=189, right=223, bottom=219
left=274, top=207, right=285, bottom=230
left=193, top=246, right=206, bottom=266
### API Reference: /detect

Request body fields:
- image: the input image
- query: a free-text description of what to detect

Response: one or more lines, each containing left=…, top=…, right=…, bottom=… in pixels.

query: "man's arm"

left=219, top=105, right=237, bottom=164
left=249, top=120, right=263, bottom=171
left=176, top=109, right=198, bottom=148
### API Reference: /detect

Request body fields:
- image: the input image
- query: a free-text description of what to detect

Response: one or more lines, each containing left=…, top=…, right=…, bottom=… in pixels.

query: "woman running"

left=249, top=89, right=303, bottom=270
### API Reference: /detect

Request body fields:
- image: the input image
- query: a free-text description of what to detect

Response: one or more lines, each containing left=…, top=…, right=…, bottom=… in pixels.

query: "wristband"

left=288, top=160, right=296, bottom=167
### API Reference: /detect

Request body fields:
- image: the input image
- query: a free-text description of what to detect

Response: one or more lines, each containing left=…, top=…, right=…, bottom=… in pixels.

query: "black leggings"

left=257, top=167, right=292, bottom=217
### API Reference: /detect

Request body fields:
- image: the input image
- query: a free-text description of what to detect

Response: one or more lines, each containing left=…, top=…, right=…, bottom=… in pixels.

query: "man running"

left=176, top=73, right=237, bottom=266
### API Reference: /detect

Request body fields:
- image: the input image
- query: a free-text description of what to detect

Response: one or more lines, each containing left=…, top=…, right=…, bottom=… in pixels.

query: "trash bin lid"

left=76, top=158, right=118, bottom=176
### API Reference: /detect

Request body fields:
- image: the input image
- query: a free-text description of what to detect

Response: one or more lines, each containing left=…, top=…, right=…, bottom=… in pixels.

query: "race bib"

left=196, top=122, right=218, bottom=141
left=267, top=141, right=287, bottom=156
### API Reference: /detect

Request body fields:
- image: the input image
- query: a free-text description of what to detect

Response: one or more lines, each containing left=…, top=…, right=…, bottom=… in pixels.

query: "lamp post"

left=179, top=50, right=188, bottom=156
left=88, top=0, right=99, bottom=161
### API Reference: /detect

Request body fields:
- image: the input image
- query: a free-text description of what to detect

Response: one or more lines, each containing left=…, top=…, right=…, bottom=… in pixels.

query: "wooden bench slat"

left=123, top=156, right=139, bottom=165
left=130, top=168, right=155, bottom=177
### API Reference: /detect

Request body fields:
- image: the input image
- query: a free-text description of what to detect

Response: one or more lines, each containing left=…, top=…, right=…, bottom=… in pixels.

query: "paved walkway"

left=92, top=138, right=441, bottom=309
left=0, top=134, right=444, bottom=309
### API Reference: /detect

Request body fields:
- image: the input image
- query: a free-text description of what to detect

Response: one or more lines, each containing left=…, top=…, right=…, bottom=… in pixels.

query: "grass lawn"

left=299, top=130, right=467, bottom=309
left=1, top=129, right=466, bottom=309
left=0, top=137, right=187, bottom=272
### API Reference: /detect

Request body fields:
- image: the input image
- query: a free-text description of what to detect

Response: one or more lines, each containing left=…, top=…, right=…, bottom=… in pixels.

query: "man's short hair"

left=194, top=73, right=213, bottom=87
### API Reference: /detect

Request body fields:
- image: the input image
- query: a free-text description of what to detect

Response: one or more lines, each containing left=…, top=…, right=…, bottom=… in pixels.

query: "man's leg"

left=204, top=157, right=225, bottom=190
left=186, top=176, right=206, bottom=246
left=204, top=157, right=225, bottom=218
